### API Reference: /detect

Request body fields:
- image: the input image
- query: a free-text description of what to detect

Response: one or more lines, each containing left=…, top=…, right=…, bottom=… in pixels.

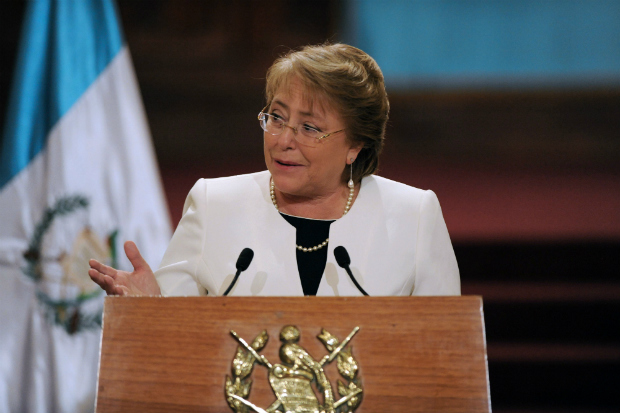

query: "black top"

left=280, top=213, right=335, bottom=296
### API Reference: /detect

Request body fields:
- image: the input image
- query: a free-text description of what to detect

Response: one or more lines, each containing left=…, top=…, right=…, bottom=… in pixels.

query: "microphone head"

left=236, top=248, right=254, bottom=271
left=333, top=246, right=351, bottom=268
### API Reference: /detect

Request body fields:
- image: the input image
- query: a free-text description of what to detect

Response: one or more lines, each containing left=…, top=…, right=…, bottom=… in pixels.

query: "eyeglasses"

left=258, top=106, right=344, bottom=148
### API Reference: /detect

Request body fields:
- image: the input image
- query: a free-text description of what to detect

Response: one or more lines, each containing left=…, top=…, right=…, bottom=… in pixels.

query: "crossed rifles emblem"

left=225, top=326, right=363, bottom=413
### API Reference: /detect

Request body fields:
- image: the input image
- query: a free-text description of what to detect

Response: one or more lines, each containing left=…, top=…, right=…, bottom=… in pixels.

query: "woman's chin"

left=273, top=176, right=302, bottom=193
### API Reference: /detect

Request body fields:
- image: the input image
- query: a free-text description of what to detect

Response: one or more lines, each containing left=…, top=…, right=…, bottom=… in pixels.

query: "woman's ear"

left=347, top=145, right=363, bottom=164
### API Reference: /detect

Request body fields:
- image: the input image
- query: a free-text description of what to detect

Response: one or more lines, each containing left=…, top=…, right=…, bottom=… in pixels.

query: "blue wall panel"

left=345, top=0, right=620, bottom=88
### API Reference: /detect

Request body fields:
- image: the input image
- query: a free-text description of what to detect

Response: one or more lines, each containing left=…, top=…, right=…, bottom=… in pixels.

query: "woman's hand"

left=88, top=241, right=161, bottom=296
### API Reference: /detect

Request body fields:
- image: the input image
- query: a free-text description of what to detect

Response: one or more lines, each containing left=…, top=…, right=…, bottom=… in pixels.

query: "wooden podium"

left=95, top=296, right=490, bottom=412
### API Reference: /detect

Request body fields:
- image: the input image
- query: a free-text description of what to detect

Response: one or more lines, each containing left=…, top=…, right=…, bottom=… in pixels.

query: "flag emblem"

left=23, top=194, right=117, bottom=334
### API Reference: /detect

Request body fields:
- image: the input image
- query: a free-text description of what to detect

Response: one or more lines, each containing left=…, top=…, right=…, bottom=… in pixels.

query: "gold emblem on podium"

left=225, top=326, right=363, bottom=413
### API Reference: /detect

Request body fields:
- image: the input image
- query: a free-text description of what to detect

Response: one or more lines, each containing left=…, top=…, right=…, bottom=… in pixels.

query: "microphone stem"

left=223, top=270, right=241, bottom=296
left=345, top=266, right=369, bottom=296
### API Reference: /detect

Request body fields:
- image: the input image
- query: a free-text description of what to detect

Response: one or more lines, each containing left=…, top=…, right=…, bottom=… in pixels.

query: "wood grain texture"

left=96, top=296, right=490, bottom=412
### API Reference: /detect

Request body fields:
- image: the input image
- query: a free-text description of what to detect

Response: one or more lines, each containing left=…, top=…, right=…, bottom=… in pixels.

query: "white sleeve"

left=412, top=190, right=461, bottom=296
left=154, top=179, right=211, bottom=296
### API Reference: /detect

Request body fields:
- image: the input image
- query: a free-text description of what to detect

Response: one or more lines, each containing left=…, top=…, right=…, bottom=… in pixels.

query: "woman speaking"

left=89, top=43, right=460, bottom=297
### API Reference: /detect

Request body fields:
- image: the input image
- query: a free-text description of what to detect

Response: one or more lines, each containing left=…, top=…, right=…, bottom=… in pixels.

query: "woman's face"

left=264, top=78, right=361, bottom=200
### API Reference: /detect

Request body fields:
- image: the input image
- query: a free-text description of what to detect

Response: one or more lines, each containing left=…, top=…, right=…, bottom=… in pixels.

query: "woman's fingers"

left=124, top=241, right=151, bottom=273
left=88, top=268, right=120, bottom=295
left=89, top=241, right=156, bottom=297
left=88, top=268, right=107, bottom=287
left=89, top=259, right=117, bottom=279
left=88, top=263, right=131, bottom=295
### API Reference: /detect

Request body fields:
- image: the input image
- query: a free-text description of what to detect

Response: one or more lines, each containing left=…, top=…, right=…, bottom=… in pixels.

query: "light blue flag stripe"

left=0, top=0, right=124, bottom=190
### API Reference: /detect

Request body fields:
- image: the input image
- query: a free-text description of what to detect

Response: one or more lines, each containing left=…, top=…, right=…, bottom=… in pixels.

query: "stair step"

left=482, top=301, right=620, bottom=343
left=463, top=281, right=620, bottom=302
left=454, top=242, right=619, bottom=282
left=488, top=343, right=620, bottom=362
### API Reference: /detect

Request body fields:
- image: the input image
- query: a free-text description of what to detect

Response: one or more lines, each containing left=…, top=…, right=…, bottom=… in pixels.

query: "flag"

left=0, top=1, right=171, bottom=411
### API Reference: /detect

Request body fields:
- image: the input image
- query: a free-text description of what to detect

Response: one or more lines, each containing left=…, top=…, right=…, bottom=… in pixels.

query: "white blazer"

left=155, top=171, right=460, bottom=297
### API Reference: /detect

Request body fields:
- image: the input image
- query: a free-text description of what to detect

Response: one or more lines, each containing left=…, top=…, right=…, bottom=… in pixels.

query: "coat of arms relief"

left=225, top=326, right=363, bottom=413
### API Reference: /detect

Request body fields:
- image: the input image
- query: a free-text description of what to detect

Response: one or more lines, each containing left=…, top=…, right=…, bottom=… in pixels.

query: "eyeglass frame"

left=258, top=105, right=345, bottom=146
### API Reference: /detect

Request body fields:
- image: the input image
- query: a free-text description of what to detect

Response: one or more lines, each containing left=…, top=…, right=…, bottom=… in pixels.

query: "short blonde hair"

left=265, top=43, right=389, bottom=183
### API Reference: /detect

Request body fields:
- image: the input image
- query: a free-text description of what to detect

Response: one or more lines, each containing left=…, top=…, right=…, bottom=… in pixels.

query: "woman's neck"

left=275, top=184, right=359, bottom=220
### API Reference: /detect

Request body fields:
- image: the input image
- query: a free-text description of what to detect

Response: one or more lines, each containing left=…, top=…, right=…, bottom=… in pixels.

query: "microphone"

left=334, top=246, right=369, bottom=296
left=222, top=248, right=254, bottom=296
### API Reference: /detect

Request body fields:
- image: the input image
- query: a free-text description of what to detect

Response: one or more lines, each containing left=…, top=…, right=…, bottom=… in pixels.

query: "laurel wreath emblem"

left=23, top=195, right=116, bottom=334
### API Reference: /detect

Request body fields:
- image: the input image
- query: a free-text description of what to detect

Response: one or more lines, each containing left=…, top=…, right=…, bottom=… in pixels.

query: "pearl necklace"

left=270, top=178, right=355, bottom=253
